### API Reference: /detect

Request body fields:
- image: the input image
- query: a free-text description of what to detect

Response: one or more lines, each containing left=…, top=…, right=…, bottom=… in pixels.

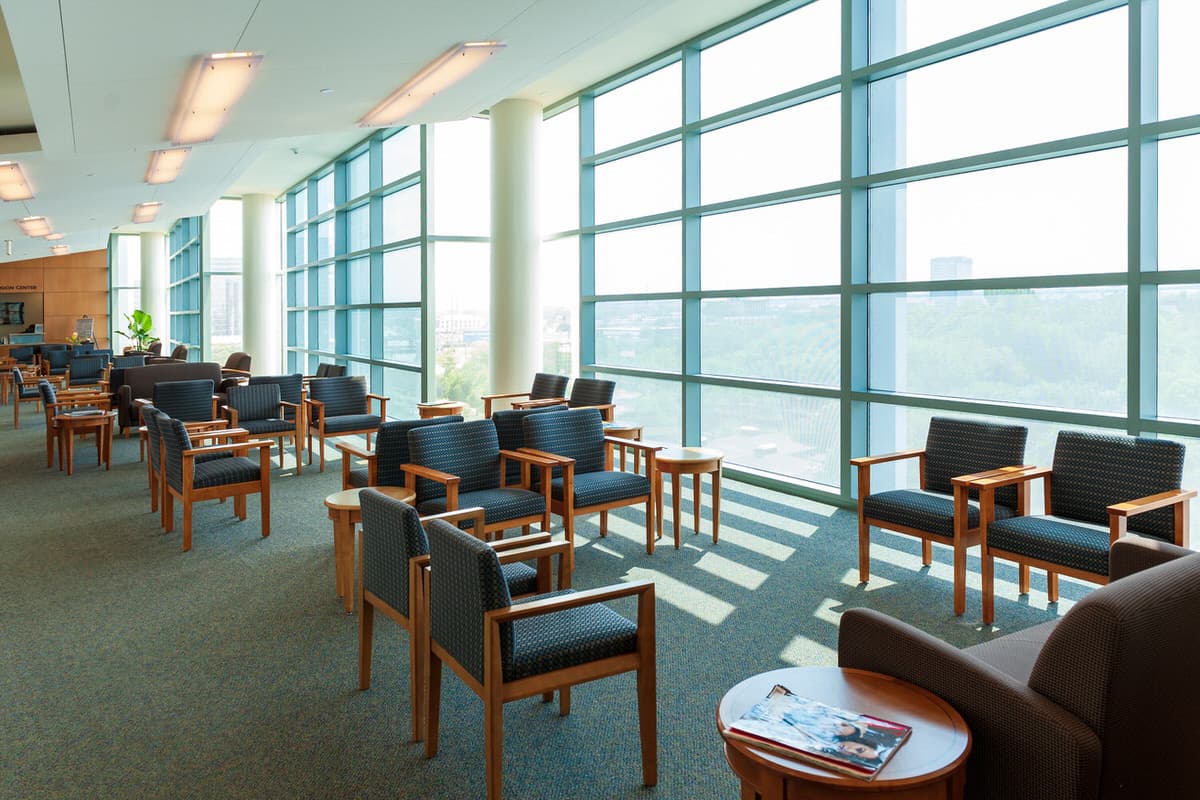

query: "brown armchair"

left=838, top=536, right=1200, bottom=800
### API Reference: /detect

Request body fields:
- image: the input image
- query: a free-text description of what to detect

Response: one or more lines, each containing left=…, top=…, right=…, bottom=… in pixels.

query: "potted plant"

left=117, top=309, right=159, bottom=353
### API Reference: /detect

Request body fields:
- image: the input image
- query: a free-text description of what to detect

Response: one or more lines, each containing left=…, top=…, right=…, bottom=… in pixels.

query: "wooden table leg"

left=105, top=419, right=114, bottom=470
left=693, top=473, right=701, bottom=535
left=656, top=470, right=664, bottom=540
left=712, top=467, right=721, bottom=543
left=672, top=472, right=682, bottom=549
left=65, top=427, right=75, bottom=476
left=331, top=511, right=349, bottom=603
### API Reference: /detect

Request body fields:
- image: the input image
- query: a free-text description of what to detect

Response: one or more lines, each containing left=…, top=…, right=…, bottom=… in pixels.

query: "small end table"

left=324, top=485, right=416, bottom=614
left=655, top=446, right=724, bottom=549
left=55, top=409, right=117, bottom=476
left=417, top=400, right=466, bottom=419
left=603, top=421, right=644, bottom=473
left=717, top=666, right=970, bottom=800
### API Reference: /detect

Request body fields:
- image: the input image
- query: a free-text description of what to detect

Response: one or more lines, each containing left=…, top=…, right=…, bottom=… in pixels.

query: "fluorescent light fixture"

left=50, top=244, right=69, bottom=255
left=132, top=202, right=162, bottom=224
left=145, top=147, right=191, bottom=184
left=0, top=161, right=34, bottom=201
left=170, top=52, right=263, bottom=144
left=359, top=42, right=505, bottom=127
left=15, top=216, right=51, bottom=237
left=44, top=233, right=64, bottom=241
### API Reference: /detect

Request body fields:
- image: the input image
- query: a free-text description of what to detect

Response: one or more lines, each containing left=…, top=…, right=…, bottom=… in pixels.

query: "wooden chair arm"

left=183, top=419, right=229, bottom=432
left=849, top=448, right=925, bottom=468
left=183, top=439, right=272, bottom=458
left=602, top=436, right=663, bottom=454
left=335, top=440, right=375, bottom=461
left=518, top=447, right=575, bottom=466
left=950, top=464, right=1036, bottom=485
left=512, top=397, right=567, bottom=410
left=481, top=391, right=533, bottom=402
left=499, top=448, right=560, bottom=467
left=221, top=405, right=239, bottom=426
left=402, top=462, right=461, bottom=486
left=222, top=368, right=252, bottom=377
left=279, top=400, right=301, bottom=411
left=421, top=506, right=485, bottom=531
left=188, top=427, right=250, bottom=443
left=490, top=532, right=553, bottom=550
left=1108, top=488, right=1198, bottom=518
left=486, top=579, right=654, bottom=623
left=955, top=465, right=1051, bottom=490
left=494, top=540, right=572, bottom=566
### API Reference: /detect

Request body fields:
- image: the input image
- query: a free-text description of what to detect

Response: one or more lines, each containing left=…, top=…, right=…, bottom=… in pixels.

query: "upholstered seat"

left=490, top=405, right=567, bottom=486
left=224, top=382, right=303, bottom=472
left=305, top=375, right=387, bottom=472
left=339, top=415, right=464, bottom=490
left=863, top=488, right=1017, bottom=539
left=986, top=515, right=1110, bottom=576
left=417, top=486, right=548, bottom=524
left=322, top=413, right=381, bottom=433
left=11, top=367, right=43, bottom=429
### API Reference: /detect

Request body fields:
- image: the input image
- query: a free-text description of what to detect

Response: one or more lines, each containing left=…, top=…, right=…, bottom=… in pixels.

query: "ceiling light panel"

left=50, top=244, right=69, bottom=255
left=44, top=233, right=64, bottom=241
left=0, top=161, right=34, bottom=201
left=170, top=52, right=264, bottom=145
left=360, top=42, right=505, bottom=127
left=145, top=147, right=191, bottom=184
left=132, top=202, right=162, bottom=224
left=15, top=216, right=52, bottom=237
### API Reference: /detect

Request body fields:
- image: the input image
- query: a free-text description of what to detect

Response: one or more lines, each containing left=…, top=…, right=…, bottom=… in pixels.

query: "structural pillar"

left=242, top=193, right=281, bottom=374
left=139, top=232, right=169, bottom=350
left=489, top=97, right=543, bottom=401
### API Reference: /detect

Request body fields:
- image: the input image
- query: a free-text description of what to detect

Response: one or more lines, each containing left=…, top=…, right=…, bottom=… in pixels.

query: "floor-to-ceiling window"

left=168, top=216, right=201, bottom=360
left=109, top=235, right=141, bottom=349
left=563, top=0, right=1200, bottom=519
left=207, top=198, right=243, bottom=364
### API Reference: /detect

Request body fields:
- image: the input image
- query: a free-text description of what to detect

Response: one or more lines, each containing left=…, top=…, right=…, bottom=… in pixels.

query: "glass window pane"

left=701, top=296, right=839, bottom=386
left=594, top=222, right=681, bottom=295
left=288, top=310, right=306, bottom=348
left=541, top=107, right=579, bottom=234
left=1157, top=0, right=1200, bottom=121
left=348, top=257, right=371, bottom=305
left=702, top=96, right=839, bottom=205
left=869, top=288, right=1127, bottom=413
left=292, top=229, right=308, bottom=265
left=287, top=270, right=306, bottom=308
left=294, top=186, right=308, bottom=223
left=383, top=308, right=421, bottom=366
left=310, top=310, right=334, bottom=352
left=1158, top=135, right=1200, bottom=270
left=702, top=197, right=839, bottom=290
left=594, top=300, right=681, bottom=373
left=869, top=10, right=1126, bottom=170
left=383, top=367, right=421, bottom=412
left=347, top=151, right=370, bottom=199
left=542, top=236, right=578, bottom=376
left=430, top=118, right=490, bottom=235
left=869, top=0, right=1055, bottom=61
left=594, top=142, right=681, bottom=224
left=348, top=309, right=371, bottom=357
left=701, top=1, right=839, bottom=117
left=316, top=219, right=334, bottom=260
left=347, top=203, right=370, bottom=252
left=605, top=373, right=681, bottom=442
left=702, top=385, right=840, bottom=486
left=869, top=149, right=1126, bottom=281
left=316, top=172, right=334, bottom=213
left=312, top=265, right=334, bottom=306
left=208, top=274, right=242, bottom=362
left=434, top=242, right=490, bottom=416
left=209, top=199, right=242, bottom=269
left=594, top=62, right=680, bottom=153
left=116, top=235, right=140, bottom=285
left=382, top=127, right=420, bottom=184
left=383, top=247, right=421, bottom=303
left=1157, top=286, right=1200, bottom=420
left=383, top=186, right=420, bottom=244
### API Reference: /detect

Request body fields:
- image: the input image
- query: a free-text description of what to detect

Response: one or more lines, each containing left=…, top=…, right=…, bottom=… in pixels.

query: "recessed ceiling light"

left=0, top=161, right=34, bottom=201
left=146, top=147, right=191, bottom=184
left=50, top=244, right=69, bottom=255
left=15, top=216, right=52, bottom=237
left=44, top=233, right=64, bottom=241
left=132, top=201, right=162, bottom=224
left=169, top=52, right=264, bottom=145
left=360, top=42, right=505, bottom=127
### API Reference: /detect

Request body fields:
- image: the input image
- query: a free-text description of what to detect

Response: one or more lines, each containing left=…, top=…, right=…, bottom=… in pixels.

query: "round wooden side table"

left=324, top=485, right=416, bottom=613
left=717, top=667, right=971, bottom=800
left=655, top=446, right=724, bottom=549
left=603, top=421, right=644, bottom=473
left=55, top=409, right=118, bottom=476
left=416, top=401, right=465, bottom=419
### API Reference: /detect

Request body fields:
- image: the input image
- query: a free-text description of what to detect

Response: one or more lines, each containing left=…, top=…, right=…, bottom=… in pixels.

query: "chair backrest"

left=426, top=517, right=513, bottom=684
left=159, top=417, right=194, bottom=491
left=148, top=341, right=163, bottom=356
left=372, top=416, right=463, bottom=486
left=71, top=342, right=95, bottom=354
left=69, top=355, right=106, bottom=382
left=10, top=346, right=34, bottom=363
left=315, top=362, right=346, bottom=378
left=923, top=417, right=1029, bottom=510
left=40, top=344, right=67, bottom=353
left=153, top=379, right=215, bottom=421
left=223, top=351, right=252, bottom=371
left=1028, top=551, right=1200, bottom=798
left=226, top=383, right=281, bottom=422
left=1050, top=431, right=1185, bottom=538
left=522, top=408, right=607, bottom=477
left=12, top=366, right=25, bottom=389
left=45, top=349, right=71, bottom=370
left=308, top=375, right=367, bottom=419
left=530, top=372, right=569, bottom=401
left=408, top=419, right=502, bottom=501
left=142, top=405, right=165, bottom=472
left=170, top=344, right=188, bottom=361
left=491, top=404, right=568, bottom=484
left=359, top=488, right=429, bottom=617
left=249, top=373, right=303, bottom=421
left=568, top=377, right=616, bottom=408
left=37, top=379, right=56, bottom=407
left=112, top=355, right=146, bottom=369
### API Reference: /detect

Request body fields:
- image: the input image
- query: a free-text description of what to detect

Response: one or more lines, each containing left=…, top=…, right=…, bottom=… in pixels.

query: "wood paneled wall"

left=0, top=249, right=108, bottom=345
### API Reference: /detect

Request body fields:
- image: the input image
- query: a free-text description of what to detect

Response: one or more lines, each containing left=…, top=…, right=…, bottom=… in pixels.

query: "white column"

left=242, top=193, right=281, bottom=374
left=489, top=97, right=543, bottom=400
left=139, top=232, right=168, bottom=350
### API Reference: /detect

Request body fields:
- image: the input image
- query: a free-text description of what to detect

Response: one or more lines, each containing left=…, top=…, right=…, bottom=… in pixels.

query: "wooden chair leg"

left=644, top=497, right=655, bottom=555
left=637, top=662, right=658, bottom=787
left=260, top=485, right=270, bottom=538
left=599, top=510, right=608, bottom=537
left=234, top=494, right=247, bottom=520
left=358, top=599, right=374, bottom=691
left=952, top=539, right=967, bottom=617
left=1047, top=571, right=1059, bottom=602
left=559, top=687, right=571, bottom=716
left=1019, top=563, right=1031, bottom=595
left=163, top=490, right=174, bottom=532
left=319, top=434, right=326, bottom=472
left=425, top=652, right=442, bottom=757
left=182, top=502, right=193, bottom=551
left=921, top=539, right=933, bottom=566
left=484, top=689, right=504, bottom=800
left=857, top=518, right=871, bottom=584
left=982, top=552, right=995, bottom=625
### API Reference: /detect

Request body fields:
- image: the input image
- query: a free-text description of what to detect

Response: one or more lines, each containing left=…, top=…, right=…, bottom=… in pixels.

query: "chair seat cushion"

left=501, top=562, right=539, bottom=597
left=962, top=619, right=1060, bottom=685
left=863, top=489, right=1016, bottom=539
left=195, top=450, right=234, bottom=464
left=552, top=470, right=651, bottom=508
left=347, top=467, right=370, bottom=488
left=193, top=456, right=260, bottom=488
left=418, top=488, right=545, bottom=526
left=505, top=590, right=638, bottom=681
left=18, top=386, right=41, bottom=400
left=321, top=414, right=381, bottom=434
left=987, top=514, right=1111, bottom=576
left=69, top=377, right=102, bottom=386
left=240, top=418, right=295, bottom=435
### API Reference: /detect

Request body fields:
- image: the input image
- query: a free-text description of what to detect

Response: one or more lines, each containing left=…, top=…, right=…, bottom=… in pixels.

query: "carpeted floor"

left=0, top=414, right=1089, bottom=800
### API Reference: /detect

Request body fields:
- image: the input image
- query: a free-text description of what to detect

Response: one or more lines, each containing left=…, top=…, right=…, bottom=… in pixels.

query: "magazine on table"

left=722, top=684, right=911, bottom=780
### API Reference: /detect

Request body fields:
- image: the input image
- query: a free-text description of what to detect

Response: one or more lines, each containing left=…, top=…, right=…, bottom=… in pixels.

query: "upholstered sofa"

left=114, top=361, right=223, bottom=431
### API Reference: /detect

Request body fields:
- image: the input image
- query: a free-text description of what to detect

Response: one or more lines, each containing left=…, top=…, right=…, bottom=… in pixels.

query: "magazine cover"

left=722, top=684, right=912, bottom=780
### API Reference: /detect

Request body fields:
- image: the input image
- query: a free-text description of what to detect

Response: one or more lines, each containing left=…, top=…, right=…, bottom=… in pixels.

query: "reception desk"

left=7, top=333, right=44, bottom=345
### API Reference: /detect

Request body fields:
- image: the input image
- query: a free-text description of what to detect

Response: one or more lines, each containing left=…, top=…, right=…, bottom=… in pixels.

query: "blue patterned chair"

left=153, top=378, right=218, bottom=422
left=521, top=408, right=661, bottom=561
left=248, top=372, right=304, bottom=424
left=38, top=380, right=108, bottom=470
left=480, top=372, right=569, bottom=418
left=223, top=383, right=303, bottom=473
left=9, top=345, right=35, bottom=366
left=423, top=517, right=656, bottom=800
left=66, top=354, right=107, bottom=389
left=159, top=416, right=272, bottom=551
left=144, top=407, right=236, bottom=525
left=404, top=419, right=553, bottom=540
left=490, top=404, right=568, bottom=486
left=357, top=490, right=567, bottom=742
left=337, top=415, right=462, bottom=491
left=851, top=417, right=1029, bottom=616
left=962, top=430, right=1194, bottom=625
left=11, top=367, right=43, bottom=429
left=305, top=375, right=388, bottom=472
left=513, top=376, right=617, bottom=421
left=42, top=347, right=71, bottom=378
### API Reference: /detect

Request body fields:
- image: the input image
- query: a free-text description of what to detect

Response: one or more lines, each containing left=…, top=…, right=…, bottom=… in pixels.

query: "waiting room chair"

left=305, top=375, right=388, bottom=473
left=170, top=344, right=188, bottom=361
left=42, top=347, right=71, bottom=378
left=38, top=380, right=109, bottom=470
left=159, top=416, right=272, bottom=551
left=850, top=416, right=1029, bottom=616
left=223, top=382, right=303, bottom=472
left=10, top=346, right=35, bottom=366
left=489, top=405, right=568, bottom=487
left=221, top=351, right=252, bottom=381
left=512, top=377, right=617, bottom=421
left=66, top=354, right=107, bottom=390
left=11, top=367, right=42, bottom=429
left=143, top=407, right=236, bottom=521
left=337, top=415, right=462, bottom=491
left=147, top=341, right=163, bottom=357
left=521, top=407, right=661, bottom=561
left=423, top=517, right=657, bottom=800
left=480, top=372, right=569, bottom=418
left=838, top=536, right=1200, bottom=800
left=960, top=430, right=1193, bottom=624
left=404, top=419, right=553, bottom=540
left=153, top=378, right=218, bottom=423
left=357, top=490, right=567, bottom=741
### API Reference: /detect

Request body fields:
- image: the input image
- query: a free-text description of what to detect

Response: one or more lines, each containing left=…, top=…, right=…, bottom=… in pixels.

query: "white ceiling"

left=0, top=0, right=765, bottom=263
